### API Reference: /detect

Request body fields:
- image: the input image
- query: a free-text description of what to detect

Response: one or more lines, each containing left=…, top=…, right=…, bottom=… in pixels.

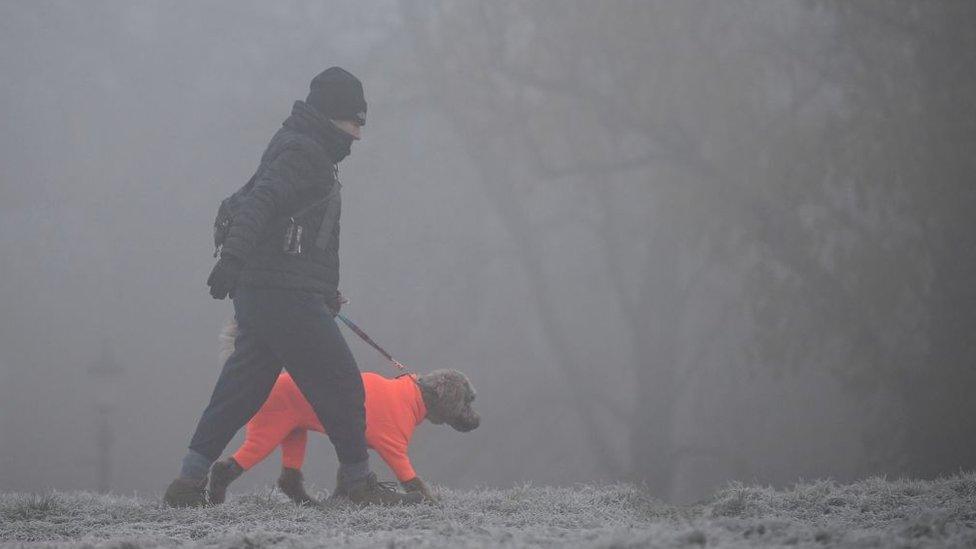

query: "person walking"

left=164, top=67, right=422, bottom=507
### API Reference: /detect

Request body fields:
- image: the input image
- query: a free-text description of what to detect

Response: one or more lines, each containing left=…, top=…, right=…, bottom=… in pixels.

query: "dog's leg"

left=277, top=467, right=317, bottom=505
left=278, top=429, right=317, bottom=505
left=401, top=476, right=438, bottom=502
left=208, top=458, right=244, bottom=504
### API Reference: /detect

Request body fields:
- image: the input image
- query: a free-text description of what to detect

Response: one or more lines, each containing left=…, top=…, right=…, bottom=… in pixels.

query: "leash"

left=336, top=312, right=413, bottom=377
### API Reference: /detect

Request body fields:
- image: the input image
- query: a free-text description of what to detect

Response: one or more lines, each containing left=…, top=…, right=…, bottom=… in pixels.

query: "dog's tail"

left=218, top=318, right=239, bottom=365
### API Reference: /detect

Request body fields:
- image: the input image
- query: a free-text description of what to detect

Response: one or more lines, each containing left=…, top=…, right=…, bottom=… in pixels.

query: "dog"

left=207, top=319, right=479, bottom=505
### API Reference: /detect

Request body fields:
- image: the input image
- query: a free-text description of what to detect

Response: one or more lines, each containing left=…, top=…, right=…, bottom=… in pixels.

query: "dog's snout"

left=452, top=412, right=480, bottom=432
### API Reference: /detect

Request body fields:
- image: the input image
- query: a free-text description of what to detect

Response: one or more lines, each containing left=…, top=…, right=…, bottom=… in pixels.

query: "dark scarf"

left=283, top=100, right=355, bottom=163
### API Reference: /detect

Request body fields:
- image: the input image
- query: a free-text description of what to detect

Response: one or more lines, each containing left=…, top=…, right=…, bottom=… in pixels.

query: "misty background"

left=1, top=1, right=974, bottom=503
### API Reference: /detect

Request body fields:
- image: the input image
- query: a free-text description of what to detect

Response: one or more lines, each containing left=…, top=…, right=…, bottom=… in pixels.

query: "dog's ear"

left=418, top=374, right=449, bottom=406
left=418, top=369, right=477, bottom=424
left=431, top=380, right=449, bottom=402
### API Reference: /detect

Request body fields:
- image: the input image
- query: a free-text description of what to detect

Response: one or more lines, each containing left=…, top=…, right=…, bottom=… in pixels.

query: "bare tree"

left=399, top=0, right=976, bottom=497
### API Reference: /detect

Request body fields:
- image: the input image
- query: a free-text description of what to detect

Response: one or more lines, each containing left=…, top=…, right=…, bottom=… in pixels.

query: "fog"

left=1, top=1, right=974, bottom=503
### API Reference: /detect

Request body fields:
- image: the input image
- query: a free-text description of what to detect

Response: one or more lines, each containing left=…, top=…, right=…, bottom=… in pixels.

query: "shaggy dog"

left=206, top=319, right=479, bottom=505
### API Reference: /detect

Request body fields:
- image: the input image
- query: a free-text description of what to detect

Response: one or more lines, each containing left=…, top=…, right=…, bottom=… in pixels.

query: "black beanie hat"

left=306, top=67, right=367, bottom=126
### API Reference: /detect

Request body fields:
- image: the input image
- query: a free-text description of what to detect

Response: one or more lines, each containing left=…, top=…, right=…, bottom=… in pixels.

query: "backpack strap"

left=286, top=172, right=338, bottom=222
left=313, top=175, right=342, bottom=250
left=276, top=136, right=337, bottom=224
left=277, top=165, right=340, bottom=255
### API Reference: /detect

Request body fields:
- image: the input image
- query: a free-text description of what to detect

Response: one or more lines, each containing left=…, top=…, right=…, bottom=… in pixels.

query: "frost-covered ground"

left=2, top=472, right=975, bottom=548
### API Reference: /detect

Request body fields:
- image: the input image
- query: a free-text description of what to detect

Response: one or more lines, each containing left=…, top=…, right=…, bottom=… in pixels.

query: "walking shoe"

left=207, top=458, right=244, bottom=504
left=163, top=477, right=207, bottom=508
left=339, top=472, right=424, bottom=506
left=277, top=467, right=317, bottom=505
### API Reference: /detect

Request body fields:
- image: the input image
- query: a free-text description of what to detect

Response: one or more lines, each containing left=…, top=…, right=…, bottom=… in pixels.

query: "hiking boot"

left=163, top=477, right=207, bottom=508
left=207, top=458, right=244, bottom=504
left=339, top=472, right=424, bottom=506
left=278, top=467, right=317, bottom=505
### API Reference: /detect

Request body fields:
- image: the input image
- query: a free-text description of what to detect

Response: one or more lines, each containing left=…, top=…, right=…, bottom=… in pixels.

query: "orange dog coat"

left=232, top=371, right=426, bottom=482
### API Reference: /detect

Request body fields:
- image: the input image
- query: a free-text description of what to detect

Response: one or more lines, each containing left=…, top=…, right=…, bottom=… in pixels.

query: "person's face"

left=331, top=119, right=363, bottom=140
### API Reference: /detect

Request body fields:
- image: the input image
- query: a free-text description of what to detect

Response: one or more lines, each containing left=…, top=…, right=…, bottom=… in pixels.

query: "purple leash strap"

left=336, top=313, right=409, bottom=374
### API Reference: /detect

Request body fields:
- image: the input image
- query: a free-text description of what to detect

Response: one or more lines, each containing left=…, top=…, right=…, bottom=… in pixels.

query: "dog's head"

left=416, top=369, right=480, bottom=432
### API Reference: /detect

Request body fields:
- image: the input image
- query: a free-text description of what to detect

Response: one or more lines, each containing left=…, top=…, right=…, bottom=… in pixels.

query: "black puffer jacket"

left=221, top=101, right=350, bottom=295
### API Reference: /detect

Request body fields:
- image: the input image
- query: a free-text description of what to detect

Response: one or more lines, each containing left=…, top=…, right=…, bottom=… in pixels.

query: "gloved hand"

left=207, top=254, right=244, bottom=300
left=401, top=476, right=437, bottom=502
left=328, top=290, right=349, bottom=317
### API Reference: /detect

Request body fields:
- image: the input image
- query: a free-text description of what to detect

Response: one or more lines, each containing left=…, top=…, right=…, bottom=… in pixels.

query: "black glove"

left=207, top=254, right=244, bottom=300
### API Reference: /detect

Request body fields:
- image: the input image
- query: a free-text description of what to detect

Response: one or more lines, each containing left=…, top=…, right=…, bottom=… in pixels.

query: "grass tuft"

left=1, top=491, right=61, bottom=521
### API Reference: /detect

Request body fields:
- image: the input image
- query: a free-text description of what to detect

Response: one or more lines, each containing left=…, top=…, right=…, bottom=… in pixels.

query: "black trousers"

left=188, top=286, right=368, bottom=464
